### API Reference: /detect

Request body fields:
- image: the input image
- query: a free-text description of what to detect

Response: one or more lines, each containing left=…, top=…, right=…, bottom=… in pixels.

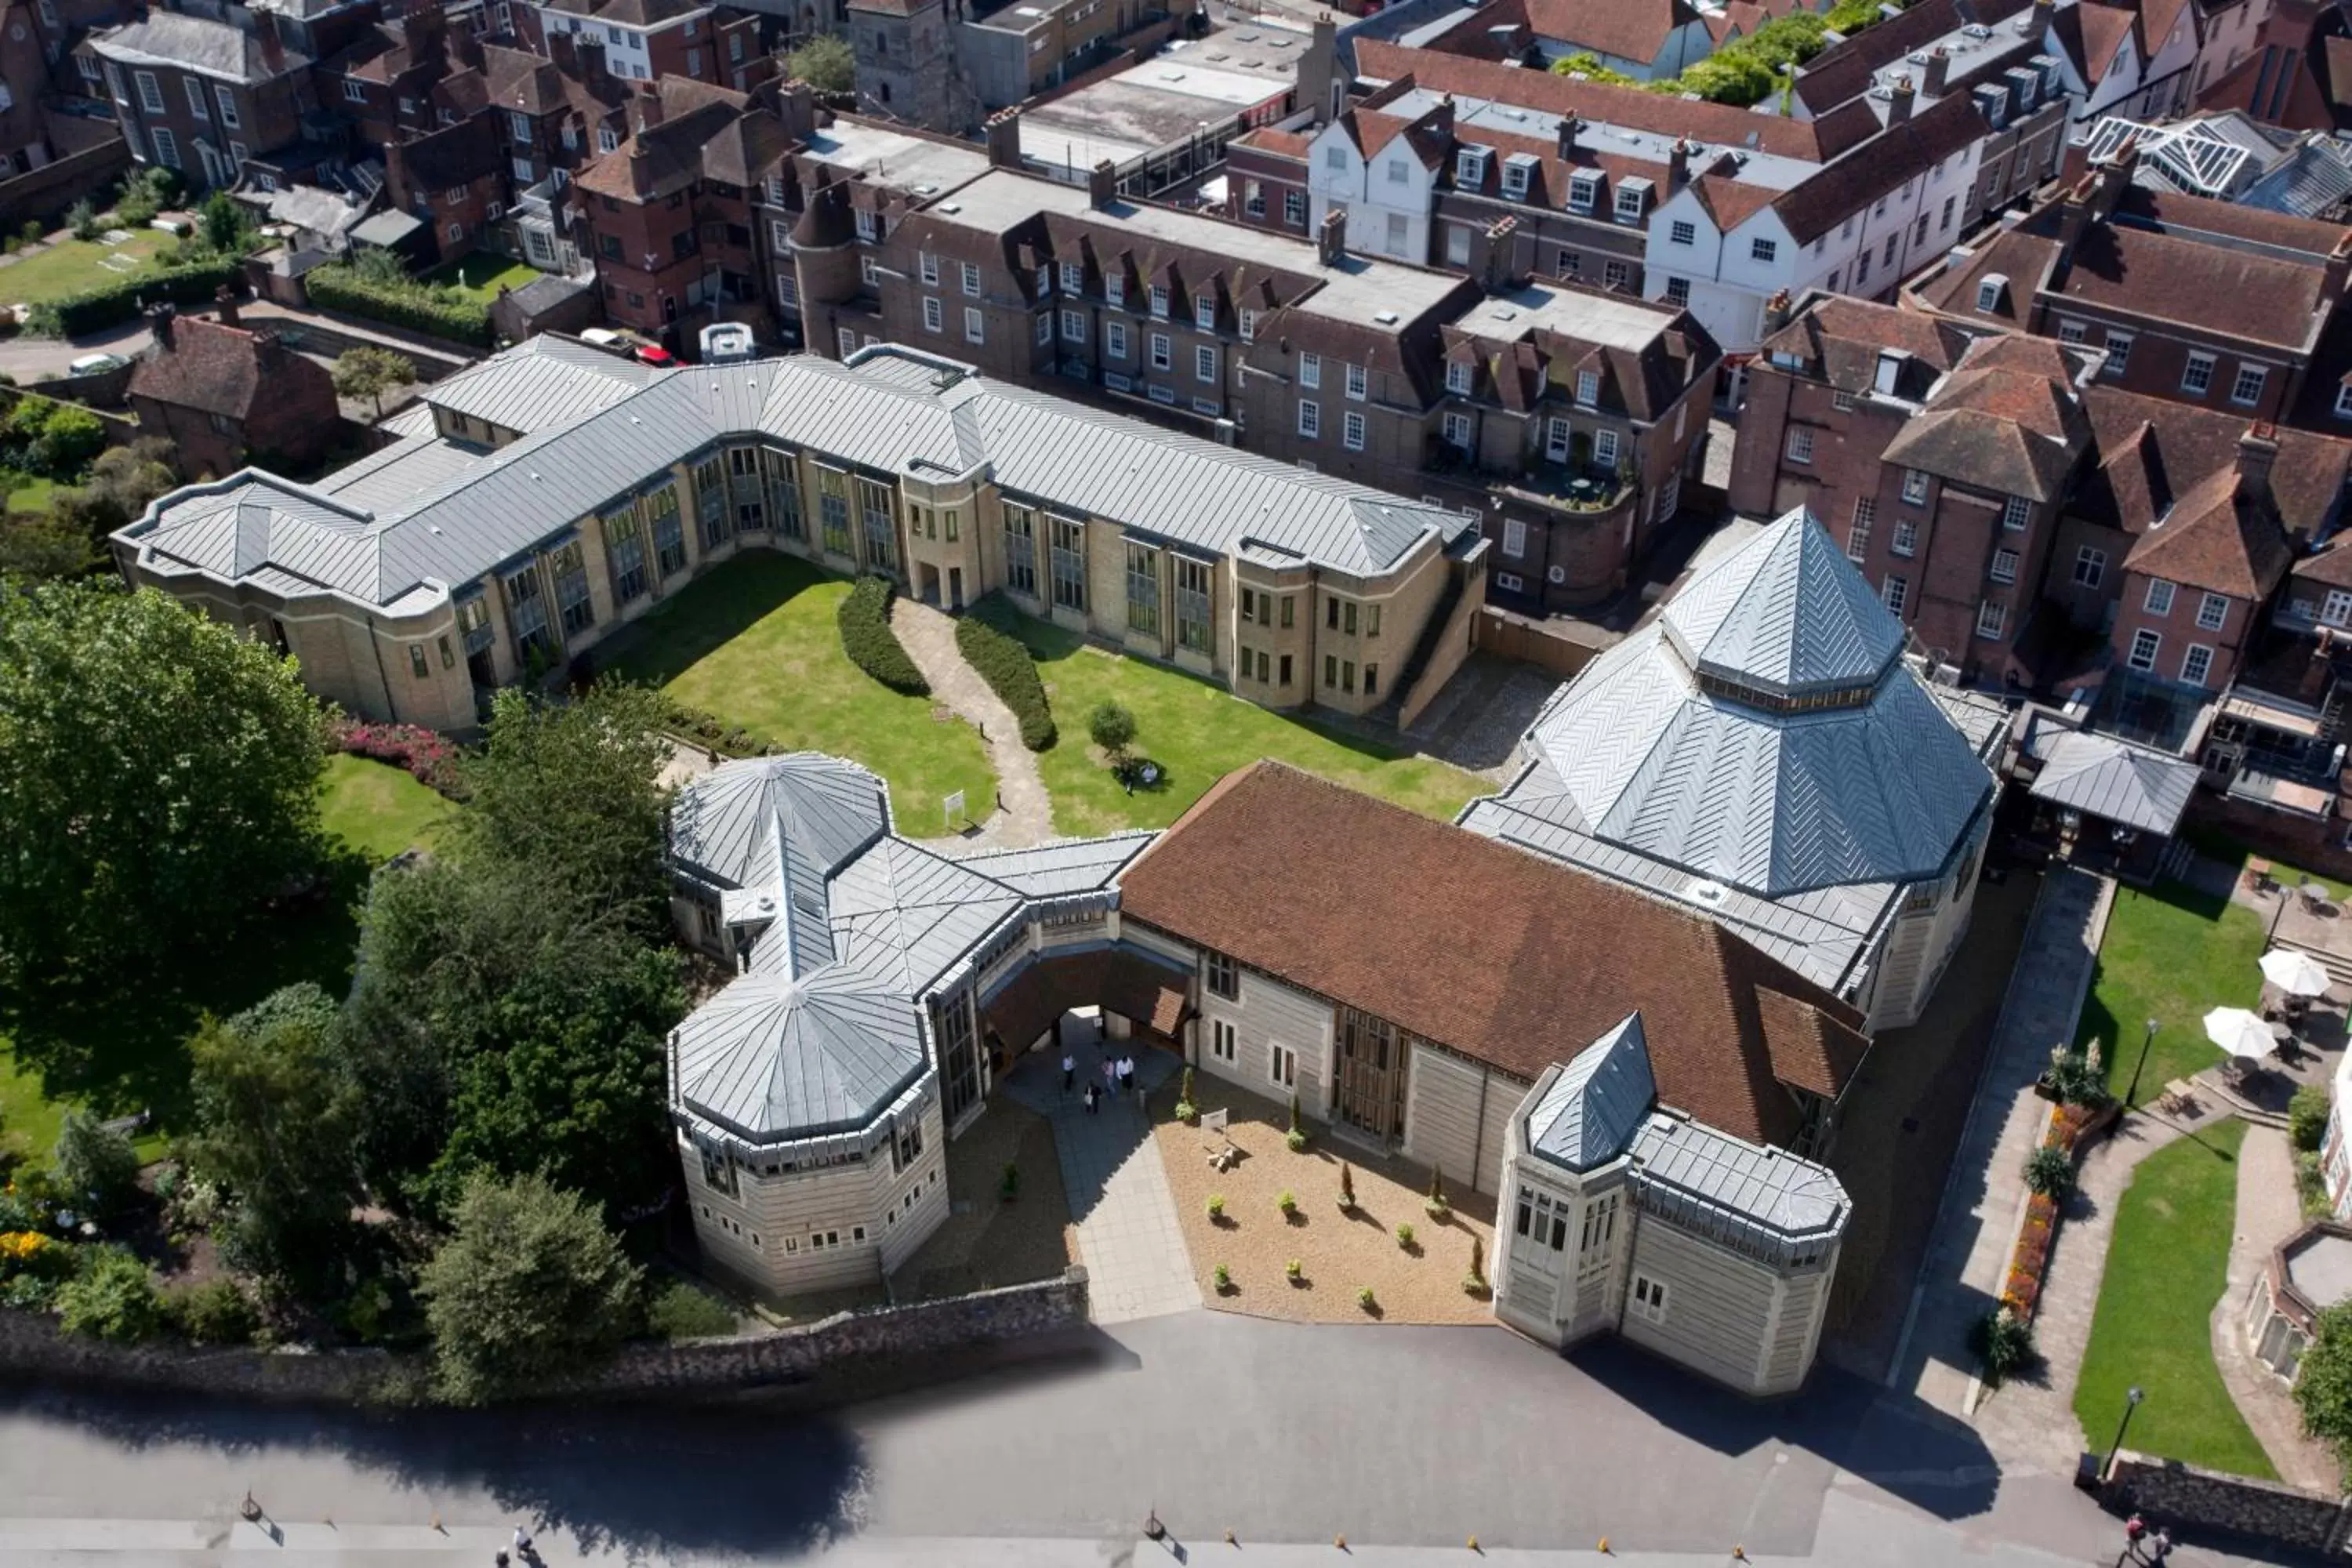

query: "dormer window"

left=1576, top=368, right=1599, bottom=406
left=1976, top=273, right=2008, bottom=312
left=1150, top=284, right=1170, bottom=318
left=1502, top=151, right=1539, bottom=199
left=1035, top=264, right=1051, bottom=297
left=1195, top=296, right=1216, bottom=331
left=1456, top=146, right=1490, bottom=186
left=1106, top=274, right=1126, bottom=307
left=1613, top=176, right=1652, bottom=224
left=1446, top=361, right=1472, bottom=395
left=1568, top=169, right=1602, bottom=215
left=1061, top=260, right=1083, bottom=293
left=855, top=209, right=879, bottom=242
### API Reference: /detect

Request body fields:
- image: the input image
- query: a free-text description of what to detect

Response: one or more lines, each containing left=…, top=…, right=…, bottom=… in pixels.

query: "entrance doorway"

left=949, top=566, right=964, bottom=611
left=1335, top=1007, right=1406, bottom=1139
left=919, top=562, right=942, bottom=606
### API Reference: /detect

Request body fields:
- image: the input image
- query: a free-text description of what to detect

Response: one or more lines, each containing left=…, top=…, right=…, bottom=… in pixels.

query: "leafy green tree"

left=1550, top=51, right=1639, bottom=84
left=419, top=1171, right=643, bottom=1403
left=28, top=405, right=106, bottom=479
left=184, top=983, right=363, bottom=1294
left=199, top=191, right=249, bottom=255
left=1087, top=699, right=1138, bottom=760
left=350, top=245, right=409, bottom=286
left=54, top=1246, right=165, bottom=1342
left=2299, top=1301, right=2352, bottom=1463
left=787, top=32, right=855, bottom=93
left=330, top=347, right=417, bottom=420
left=0, top=510, right=96, bottom=580
left=66, top=199, right=99, bottom=241
left=0, top=582, right=325, bottom=993
left=456, top=684, right=673, bottom=937
left=53, top=1109, right=141, bottom=1216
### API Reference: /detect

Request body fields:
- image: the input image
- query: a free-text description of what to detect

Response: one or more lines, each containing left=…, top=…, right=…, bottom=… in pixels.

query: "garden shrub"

left=55, top=1246, right=165, bottom=1343
left=304, top=263, right=493, bottom=348
left=1971, top=1304, right=2038, bottom=1384
left=334, top=717, right=467, bottom=798
left=2023, top=1144, right=2077, bottom=1201
left=837, top=575, right=928, bottom=695
left=0, top=396, right=108, bottom=481
left=956, top=602, right=1055, bottom=750
left=2292, top=1084, right=2331, bottom=1152
left=166, top=1278, right=256, bottom=1345
left=53, top=1109, right=141, bottom=1217
left=25, top=257, right=240, bottom=338
left=647, top=1278, right=738, bottom=1341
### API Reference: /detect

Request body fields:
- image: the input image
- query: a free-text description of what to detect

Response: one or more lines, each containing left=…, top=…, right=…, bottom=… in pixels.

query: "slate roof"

left=93, top=11, right=310, bottom=80
left=1504, top=509, right=1995, bottom=900
left=1882, top=336, right=2088, bottom=503
left=420, top=335, right=661, bottom=432
left=124, top=345, right=1477, bottom=607
left=2077, top=385, right=2352, bottom=542
left=1117, top=761, right=1871, bottom=1147
left=1629, top=1113, right=1849, bottom=1256
left=2028, top=730, right=2199, bottom=835
left=1527, top=1014, right=1657, bottom=1173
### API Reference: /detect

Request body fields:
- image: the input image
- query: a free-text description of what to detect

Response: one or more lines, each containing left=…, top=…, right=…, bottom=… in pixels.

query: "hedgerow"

left=956, top=600, right=1055, bottom=750
left=837, top=575, right=928, bottom=695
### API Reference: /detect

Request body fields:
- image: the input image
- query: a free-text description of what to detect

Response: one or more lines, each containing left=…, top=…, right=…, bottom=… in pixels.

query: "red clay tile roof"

left=2082, top=385, right=2352, bottom=541
left=1116, top=762, right=1870, bottom=1145
left=2123, top=463, right=2294, bottom=597
left=2074, top=2, right=2142, bottom=82
left=1522, top=0, right=1697, bottom=64
left=129, top=315, right=324, bottom=419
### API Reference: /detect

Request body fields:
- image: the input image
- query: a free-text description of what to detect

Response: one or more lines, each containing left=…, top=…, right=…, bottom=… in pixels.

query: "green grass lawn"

left=2077, top=880, right=2267, bottom=1106
left=419, top=254, right=540, bottom=302
left=605, top=553, right=996, bottom=830
left=0, top=759, right=453, bottom=1169
left=976, top=598, right=1488, bottom=837
left=2073, top=1119, right=2277, bottom=1479
left=0, top=230, right=176, bottom=310
left=320, top=754, right=457, bottom=862
left=2, top=473, right=57, bottom=514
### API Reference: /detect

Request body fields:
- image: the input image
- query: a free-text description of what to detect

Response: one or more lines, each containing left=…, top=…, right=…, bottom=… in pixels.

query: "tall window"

left=1882, top=575, right=1908, bottom=614
left=1004, top=504, right=1038, bottom=596
left=2074, top=546, right=2105, bottom=589
left=1125, top=542, right=1160, bottom=636
left=1901, top=468, right=1929, bottom=505
left=1204, top=950, right=1237, bottom=1000
left=817, top=469, right=852, bottom=556
left=2128, top=627, right=2161, bottom=670
left=1974, top=600, right=2006, bottom=641
left=550, top=540, right=593, bottom=634
left=1785, top=428, right=1813, bottom=463
left=1050, top=516, right=1086, bottom=612
left=1345, top=363, right=1367, bottom=401
left=2232, top=364, right=2268, bottom=405
left=2197, top=592, right=2229, bottom=631
left=1175, top=557, right=1212, bottom=655
left=648, top=485, right=685, bottom=576
left=857, top=477, right=897, bottom=571
left=2145, top=578, right=2176, bottom=616
left=504, top=563, right=552, bottom=663
left=1989, top=548, right=2018, bottom=584
left=2181, top=644, right=2215, bottom=687
left=603, top=508, right=646, bottom=603
left=2183, top=352, right=2216, bottom=395
left=1847, top=497, right=1875, bottom=560
left=769, top=450, right=803, bottom=539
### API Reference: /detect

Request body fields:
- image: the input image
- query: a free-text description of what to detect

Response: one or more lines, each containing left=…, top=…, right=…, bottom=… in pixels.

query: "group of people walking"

left=1061, top=1043, right=1140, bottom=1114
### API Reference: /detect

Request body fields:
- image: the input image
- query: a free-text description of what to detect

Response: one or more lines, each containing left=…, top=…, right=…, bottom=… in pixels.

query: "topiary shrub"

left=1286, top=1093, right=1308, bottom=1153
left=2023, top=1144, right=2077, bottom=1202
left=1207, top=1193, right=1225, bottom=1221
left=956, top=602, right=1055, bottom=750
left=1338, top=1162, right=1355, bottom=1210
left=1396, top=1221, right=1415, bottom=1249
left=1463, top=1236, right=1487, bottom=1296
left=1211, top=1262, right=1231, bottom=1293
left=1356, top=1286, right=1377, bottom=1311
left=1276, top=1190, right=1297, bottom=1217
left=1286, top=1258, right=1304, bottom=1283
left=1426, top=1167, right=1450, bottom=1221
left=2292, top=1084, right=2332, bottom=1153
left=837, top=575, right=928, bottom=695
left=1971, top=1305, right=2038, bottom=1384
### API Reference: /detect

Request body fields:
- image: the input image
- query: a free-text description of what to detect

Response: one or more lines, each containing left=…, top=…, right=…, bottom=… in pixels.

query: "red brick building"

left=126, top=303, right=340, bottom=478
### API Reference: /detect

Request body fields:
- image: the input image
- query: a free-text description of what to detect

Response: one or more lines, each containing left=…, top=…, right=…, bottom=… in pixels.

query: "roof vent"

left=1682, top=877, right=1730, bottom=909
left=1374, top=310, right=1399, bottom=324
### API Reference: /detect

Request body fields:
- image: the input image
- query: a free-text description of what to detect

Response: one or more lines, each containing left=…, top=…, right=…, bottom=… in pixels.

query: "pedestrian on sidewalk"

left=2148, top=1526, right=2171, bottom=1564
left=513, top=1525, right=533, bottom=1557
left=1102, top=1057, right=1116, bottom=1098
left=1083, top=1082, right=1099, bottom=1115
left=1062, top=1051, right=1075, bottom=1094
left=2121, top=1512, right=2146, bottom=1565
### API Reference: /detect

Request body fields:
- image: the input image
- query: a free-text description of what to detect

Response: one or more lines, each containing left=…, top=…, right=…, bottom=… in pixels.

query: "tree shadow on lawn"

left=594, top=554, right=838, bottom=692
left=1, top=849, right=371, bottom=1137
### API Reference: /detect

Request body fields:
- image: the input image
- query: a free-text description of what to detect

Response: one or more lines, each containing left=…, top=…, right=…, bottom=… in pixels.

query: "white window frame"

left=2128, top=626, right=2161, bottom=670
left=2196, top=591, right=2228, bottom=631
left=960, top=261, right=981, bottom=298
left=964, top=306, right=985, bottom=343
left=1503, top=518, right=1526, bottom=557
left=1990, top=548, right=2019, bottom=584
left=1210, top=1018, right=1237, bottom=1062
left=1343, top=410, right=1366, bottom=452
left=2181, top=643, right=2215, bottom=686
left=1298, top=398, right=1319, bottom=438
left=1345, top=362, right=1367, bottom=401
left=2230, top=363, right=2268, bottom=406
left=1631, top=1273, right=1668, bottom=1325
left=1785, top=427, right=1813, bottom=464
left=1976, top=600, right=2007, bottom=641
left=922, top=296, right=942, bottom=333
left=2145, top=578, right=2176, bottom=616
left=1060, top=308, right=1085, bottom=343
left=2183, top=351, right=2216, bottom=395
left=1196, top=344, right=1218, bottom=383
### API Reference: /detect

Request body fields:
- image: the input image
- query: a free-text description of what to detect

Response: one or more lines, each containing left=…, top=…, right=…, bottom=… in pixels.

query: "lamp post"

left=2125, top=1018, right=2159, bottom=1109
left=2103, top=1385, right=2145, bottom=1482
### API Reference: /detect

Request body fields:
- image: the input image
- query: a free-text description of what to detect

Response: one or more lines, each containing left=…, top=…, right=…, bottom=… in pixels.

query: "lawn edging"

left=837, top=575, right=929, bottom=697
left=957, top=597, right=1055, bottom=750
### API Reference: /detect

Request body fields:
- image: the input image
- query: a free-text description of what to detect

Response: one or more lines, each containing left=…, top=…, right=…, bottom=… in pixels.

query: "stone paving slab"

left=891, top=599, right=1052, bottom=852
left=998, top=1025, right=1199, bottom=1325
left=2211, top=1122, right=2340, bottom=1491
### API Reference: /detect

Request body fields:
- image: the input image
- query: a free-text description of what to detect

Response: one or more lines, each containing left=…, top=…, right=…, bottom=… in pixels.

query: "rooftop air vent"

left=1682, top=878, right=1730, bottom=909
left=1374, top=309, right=1400, bottom=324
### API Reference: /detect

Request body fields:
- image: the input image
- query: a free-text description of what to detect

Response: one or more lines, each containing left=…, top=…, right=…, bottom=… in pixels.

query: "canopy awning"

left=2029, top=731, right=2201, bottom=837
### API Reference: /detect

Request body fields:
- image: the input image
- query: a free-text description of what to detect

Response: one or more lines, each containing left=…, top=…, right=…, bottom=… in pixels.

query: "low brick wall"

left=2104, top=1450, right=2352, bottom=1556
left=0, top=1268, right=1087, bottom=1406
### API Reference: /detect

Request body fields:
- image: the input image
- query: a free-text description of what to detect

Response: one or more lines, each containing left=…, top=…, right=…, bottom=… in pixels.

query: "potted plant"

left=1286, top=1258, right=1304, bottom=1285
left=1396, top=1221, right=1415, bottom=1250
left=1207, top=1193, right=1226, bottom=1222
left=1277, top=1190, right=1298, bottom=1218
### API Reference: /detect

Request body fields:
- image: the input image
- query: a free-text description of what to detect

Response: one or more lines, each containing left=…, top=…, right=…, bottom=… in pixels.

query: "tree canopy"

left=330, top=347, right=417, bottom=419
left=787, top=33, right=855, bottom=93
left=2297, top=1302, right=2352, bottom=1465
left=419, top=1171, right=643, bottom=1403
left=0, top=581, right=325, bottom=993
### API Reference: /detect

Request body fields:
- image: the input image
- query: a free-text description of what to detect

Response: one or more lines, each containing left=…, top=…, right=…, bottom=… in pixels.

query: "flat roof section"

left=801, top=121, right=995, bottom=199
left=1018, top=34, right=1298, bottom=172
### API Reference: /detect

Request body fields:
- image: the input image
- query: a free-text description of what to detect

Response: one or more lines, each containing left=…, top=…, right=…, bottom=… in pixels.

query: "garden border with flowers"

left=330, top=717, right=467, bottom=800
left=2000, top=1098, right=2119, bottom=1323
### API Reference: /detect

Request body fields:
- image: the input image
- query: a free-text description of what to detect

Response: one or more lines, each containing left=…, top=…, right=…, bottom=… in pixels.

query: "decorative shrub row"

left=333, top=717, right=467, bottom=799
left=837, top=575, right=928, bottom=696
left=26, top=258, right=241, bottom=338
left=1996, top=1099, right=2114, bottom=1326
left=955, top=603, right=1055, bottom=750
left=305, top=265, right=492, bottom=348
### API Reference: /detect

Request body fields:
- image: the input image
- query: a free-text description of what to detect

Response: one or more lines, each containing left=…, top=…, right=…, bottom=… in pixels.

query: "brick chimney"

left=2090, top=133, right=2138, bottom=221
left=1318, top=205, right=1347, bottom=267
left=779, top=78, right=817, bottom=141
left=1761, top=288, right=1793, bottom=334
left=2056, top=171, right=2097, bottom=263
left=2238, top=421, right=2281, bottom=502
left=450, top=13, right=485, bottom=71
left=985, top=107, right=1023, bottom=171
left=213, top=283, right=238, bottom=328
left=1472, top=214, right=1519, bottom=290
left=1557, top=112, right=1582, bottom=162
left=1922, top=46, right=1949, bottom=94
left=1087, top=158, right=1118, bottom=210
left=1886, top=73, right=1915, bottom=125
left=150, top=303, right=175, bottom=349
left=254, top=8, right=285, bottom=71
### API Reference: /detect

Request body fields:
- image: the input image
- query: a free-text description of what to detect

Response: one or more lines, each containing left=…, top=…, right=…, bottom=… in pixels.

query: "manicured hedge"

left=305, top=264, right=492, bottom=348
left=27, top=258, right=241, bottom=338
left=837, top=575, right=929, bottom=696
left=956, top=602, right=1055, bottom=750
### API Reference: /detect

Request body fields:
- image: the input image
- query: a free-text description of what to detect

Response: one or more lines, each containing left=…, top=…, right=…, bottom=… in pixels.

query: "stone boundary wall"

left=0, top=1269, right=1087, bottom=1406
left=2104, top=1449, right=2352, bottom=1556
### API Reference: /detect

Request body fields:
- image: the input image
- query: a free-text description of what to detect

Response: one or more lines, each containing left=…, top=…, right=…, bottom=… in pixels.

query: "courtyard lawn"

left=3, top=474, right=56, bottom=514
left=605, top=552, right=996, bottom=829
left=977, top=600, right=1488, bottom=837
left=0, top=230, right=176, bottom=312
left=2076, top=879, right=2264, bottom=1105
left=2072, top=1119, right=2277, bottom=1479
left=320, top=753, right=457, bottom=862
left=419, top=254, right=540, bottom=303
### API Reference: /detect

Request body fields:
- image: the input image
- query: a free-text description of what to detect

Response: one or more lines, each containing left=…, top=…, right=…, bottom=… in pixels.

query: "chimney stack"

left=779, top=78, right=817, bottom=140
left=1668, top=136, right=1691, bottom=187
left=1922, top=46, right=1949, bottom=95
left=2238, top=421, right=2281, bottom=501
left=2090, top=134, right=2137, bottom=221
left=1472, top=215, right=1519, bottom=290
left=1557, top=112, right=1582, bottom=162
left=1087, top=158, right=1118, bottom=210
left=1318, top=205, right=1347, bottom=267
left=1761, top=288, right=1793, bottom=334
left=213, top=284, right=238, bottom=328
left=151, top=303, right=175, bottom=349
left=985, top=107, right=1023, bottom=171
left=1300, top=13, right=1340, bottom=126
left=1886, top=74, right=1915, bottom=125
left=2324, top=230, right=2351, bottom=304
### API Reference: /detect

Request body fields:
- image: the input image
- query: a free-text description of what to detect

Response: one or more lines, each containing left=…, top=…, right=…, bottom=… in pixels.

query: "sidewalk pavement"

left=2212, top=1123, right=2340, bottom=1490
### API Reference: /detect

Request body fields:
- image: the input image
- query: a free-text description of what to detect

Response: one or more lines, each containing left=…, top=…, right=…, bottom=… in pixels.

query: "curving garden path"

left=889, top=597, right=1054, bottom=851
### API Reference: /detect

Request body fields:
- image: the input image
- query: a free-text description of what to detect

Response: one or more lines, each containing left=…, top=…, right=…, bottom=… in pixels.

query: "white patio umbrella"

left=2205, top=1005, right=2280, bottom=1061
left=2261, top=947, right=2332, bottom=999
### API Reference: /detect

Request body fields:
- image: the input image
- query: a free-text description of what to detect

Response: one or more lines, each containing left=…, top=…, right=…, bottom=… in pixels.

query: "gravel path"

left=890, top=597, right=1053, bottom=851
left=2211, top=1123, right=2340, bottom=1490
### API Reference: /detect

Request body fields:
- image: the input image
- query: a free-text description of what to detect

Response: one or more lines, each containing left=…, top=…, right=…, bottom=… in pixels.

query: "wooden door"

left=1335, top=1008, right=1403, bottom=1137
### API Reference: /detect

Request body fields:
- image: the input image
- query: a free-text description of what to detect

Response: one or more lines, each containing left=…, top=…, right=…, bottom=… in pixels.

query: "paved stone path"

left=1399, top=652, right=1559, bottom=778
left=1893, top=867, right=2114, bottom=1429
left=997, top=1021, right=1200, bottom=1324
left=2212, top=1123, right=2340, bottom=1490
left=889, top=597, right=1053, bottom=852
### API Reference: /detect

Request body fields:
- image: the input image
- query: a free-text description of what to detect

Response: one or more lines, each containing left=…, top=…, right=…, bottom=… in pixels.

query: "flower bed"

left=332, top=718, right=466, bottom=798
left=1998, top=1098, right=2121, bottom=1324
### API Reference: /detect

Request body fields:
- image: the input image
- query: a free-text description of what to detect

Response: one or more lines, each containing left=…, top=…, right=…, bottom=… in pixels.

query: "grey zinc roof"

left=671, top=963, right=927, bottom=1145
left=1528, top=1014, right=1658, bottom=1174
left=419, top=336, right=662, bottom=434
left=122, top=345, right=1477, bottom=610
left=93, top=11, right=312, bottom=78
left=2028, top=731, right=2199, bottom=837
left=1629, top=1114, right=1849, bottom=1258
left=319, top=432, right=492, bottom=514
left=1660, top=510, right=1906, bottom=697
left=669, top=752, right=891, bottom=887
left=956, top=832, right=1160, bottom=898
left=1512, top=507, right=1993, bottom=899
